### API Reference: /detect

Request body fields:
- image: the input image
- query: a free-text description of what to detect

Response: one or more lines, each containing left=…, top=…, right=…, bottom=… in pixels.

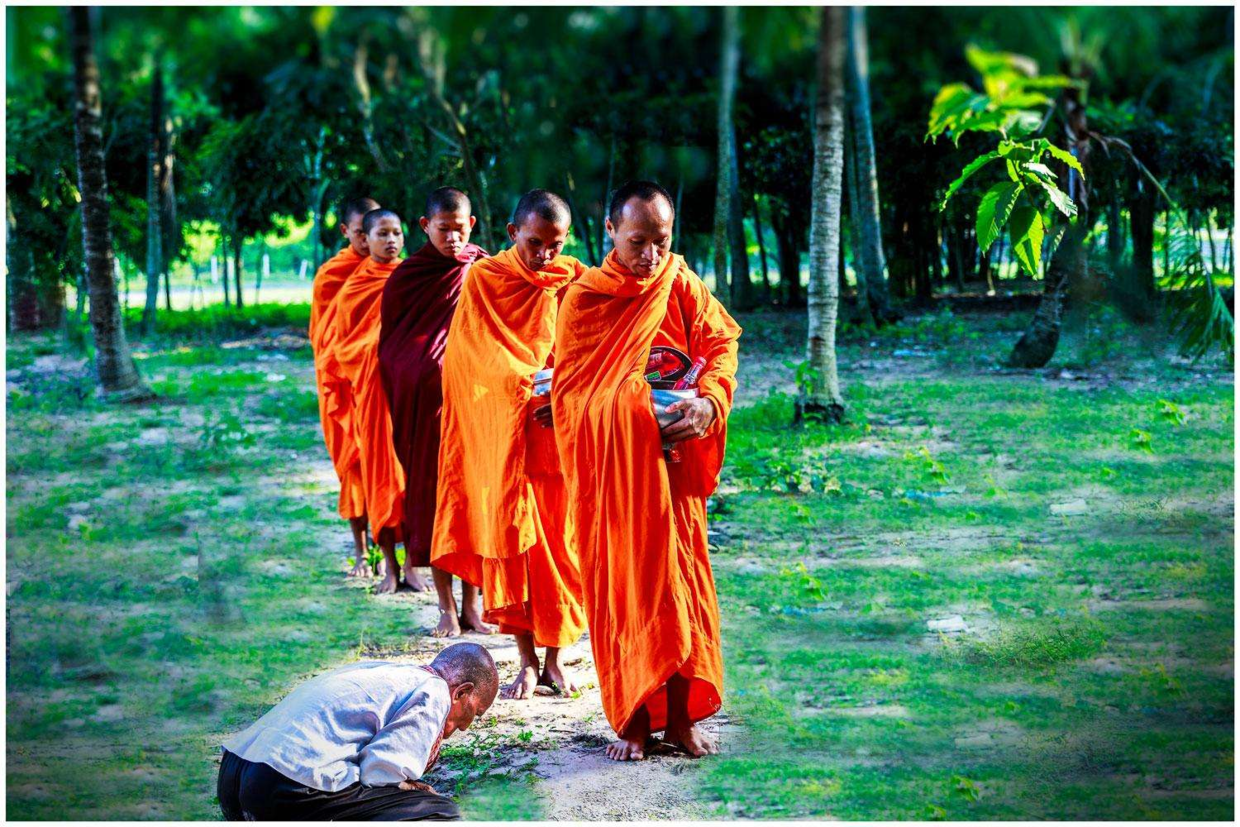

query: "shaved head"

left=607, top=180, right=675, bottom=228
left=513, top=189, right=572, bottom=228
left=426, top=187, right=471, bottom=218
left=362, top=208, right=402, bottom=235
left=431, top=642, right=499, bottom=701
left=340, top=197, right=381, bottom=226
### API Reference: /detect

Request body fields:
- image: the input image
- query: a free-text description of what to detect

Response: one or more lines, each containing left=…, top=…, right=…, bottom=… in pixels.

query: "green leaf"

left=976, top=181, right=1023, bottom=252
left=1009, top=204, right=1045, bottom=277
left=1042, top=223, right=1068, bottom=269
left=1030, top=178, right=1077, bottom=218
left=1023, top=162, right=1057, bottom=179
left=939, top=151, right=1000, bottom=210
left=1045, top=142, right=1085, bottom=178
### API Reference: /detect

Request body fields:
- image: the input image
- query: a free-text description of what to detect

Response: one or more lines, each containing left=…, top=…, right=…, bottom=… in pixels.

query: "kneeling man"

left=218, top=643, right=498, bottom=820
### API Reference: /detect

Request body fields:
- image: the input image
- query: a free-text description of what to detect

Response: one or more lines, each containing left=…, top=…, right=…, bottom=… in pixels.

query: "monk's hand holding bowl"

left=532, top=403, right=554, bottom=429
left=661, top=397, right=716, bottom=443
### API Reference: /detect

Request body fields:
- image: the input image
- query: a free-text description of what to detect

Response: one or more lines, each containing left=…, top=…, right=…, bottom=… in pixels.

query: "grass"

left=6, top=301, right=1233, bottom=819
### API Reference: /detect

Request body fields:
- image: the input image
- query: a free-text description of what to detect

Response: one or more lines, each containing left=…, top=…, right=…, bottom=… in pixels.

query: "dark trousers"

left=217, top=750, right=460, bottom=821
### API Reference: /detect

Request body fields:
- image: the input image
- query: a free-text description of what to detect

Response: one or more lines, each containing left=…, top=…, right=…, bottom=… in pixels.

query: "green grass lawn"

left=5, top=304, right=1233, bottom=819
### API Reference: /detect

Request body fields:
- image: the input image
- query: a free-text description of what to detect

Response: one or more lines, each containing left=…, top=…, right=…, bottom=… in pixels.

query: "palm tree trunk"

left=843, top=123, right=874, bottom=326
left=845, top=7, right=893, bottom=323
left=233, top=237, right=245, bottom=309
left=142, top=59, right=164, bottom=335
left=711, top=6, right=740, bottom=305
left=801, top=5, right=846, bottom=423
left=752, top=193, right=772, bottom=304
left=161, top=116, right=177, bottom=314
left=68, top=7, right=148, bottom=398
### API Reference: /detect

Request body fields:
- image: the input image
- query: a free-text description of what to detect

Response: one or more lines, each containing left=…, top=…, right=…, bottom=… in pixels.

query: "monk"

left=552, top=180, right=741, bottom=761
left=311, top=197, right=377, bottom=577
left=378, top=187, right=493, bottom=634
left=432, top=189, right=587, bottom=699
left=334, top=208, right=408, bottom=595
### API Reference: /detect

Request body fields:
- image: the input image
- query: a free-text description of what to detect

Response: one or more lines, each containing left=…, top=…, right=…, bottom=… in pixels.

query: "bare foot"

left=605, top=737, right=647, bottom=761
left=459, top=608, right=497, bottom=635
left=539, top=662, right=578, bottom=696
left=375, top=571, right=399, bottom=595
left=433, top=610, right=462, bottom=638
left=501, top=664, right=540, bottom=700
left=347, top=559, right=372, bottom=578
left=663, top=723, right=719, bottom=757
left=374, top=558, right=388, bottom=579
left=403, top=565, right=429, bottom=592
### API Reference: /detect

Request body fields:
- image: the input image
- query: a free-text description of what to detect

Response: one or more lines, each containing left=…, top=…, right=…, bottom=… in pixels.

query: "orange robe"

left=310, top=247, right=366, bottom=519
left=333, top=257, right=406, bottom=541
left=552, top=250, right=741, bottom=736
left=432, top=247, right=587, bottom=648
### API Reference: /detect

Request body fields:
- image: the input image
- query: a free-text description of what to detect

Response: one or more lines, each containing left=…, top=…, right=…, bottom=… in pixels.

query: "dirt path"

left=351, top=583, right=730, bottom=820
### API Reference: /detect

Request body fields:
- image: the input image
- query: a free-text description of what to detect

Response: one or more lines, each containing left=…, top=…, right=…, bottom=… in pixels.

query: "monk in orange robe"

left=432, top=189, right=588, bottom=698
left=333, top=209, right=407, bottom=594
left=311, top=197, right=377, bottom=577
left=553, top=181, right=741, bottom=761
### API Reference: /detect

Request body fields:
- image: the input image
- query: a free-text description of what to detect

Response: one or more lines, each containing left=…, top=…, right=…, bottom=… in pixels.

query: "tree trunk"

left=752, top=193, right=772, bottom=305
left=564, top=172, right=599, bottom=265
left=600, top=133, right=615, bottom=260
left=711, top=5, right=739, bottom=305
left=7, top=199, right=43, bottom=331
left=141, top=60, right=164, bottom=335
left=220, top=232, right=231, bottom=307
left=843, top=127, right=874, bottom=325
left=772, top=206, right=804, bottom=308
left=1006, top=224, right=1078, bottom=368
left=68, top=7, right=148, bottom=398
left=160, top=113, right=177, bottom=316
left=845, top=7, right=894, bottom=323
left=233, top=237, right=244, bottom=309
left=801, top=5, right=846, bottom=424
left=1129, top=180, right=1157, bottom=304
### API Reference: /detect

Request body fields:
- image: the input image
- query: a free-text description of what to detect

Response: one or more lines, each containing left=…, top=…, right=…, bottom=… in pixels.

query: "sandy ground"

left=352, top=579, right=732, bottom=820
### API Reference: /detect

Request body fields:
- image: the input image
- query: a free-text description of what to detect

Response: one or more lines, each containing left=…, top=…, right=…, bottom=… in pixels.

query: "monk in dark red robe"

left=378, top=187, right=493, bottom=636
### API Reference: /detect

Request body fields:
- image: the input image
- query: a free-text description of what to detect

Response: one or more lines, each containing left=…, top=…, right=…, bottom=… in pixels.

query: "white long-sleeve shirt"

left=222, top=661, right=451, bottom=792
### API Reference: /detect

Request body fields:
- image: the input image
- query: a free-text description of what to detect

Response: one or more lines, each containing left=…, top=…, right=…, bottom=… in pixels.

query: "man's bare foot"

left=403, top=565, right=429, bottom=592
left=663, top=723, right=719, bottom=757
left=501, top=664, right=540, bottom=700
left=605, top=737, right=647, bottom=761
left=347, top=559, right=372, bottom=578
left=539, top=662, right=579, bottom=696
left=375, top=571, right=399, bottom=595
left=433, top=610, right=462, bottom=638
left=459, top=608, right=497, bottom=634
left=374, top=558, right=388, bottom=579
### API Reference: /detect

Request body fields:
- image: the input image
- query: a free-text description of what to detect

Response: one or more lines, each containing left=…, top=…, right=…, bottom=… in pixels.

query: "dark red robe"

left=378, top=242, right=487, bottom=565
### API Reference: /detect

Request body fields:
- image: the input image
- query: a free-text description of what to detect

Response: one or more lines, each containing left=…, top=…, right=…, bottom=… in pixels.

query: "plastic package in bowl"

left=532, top=368, right=554, bottom=398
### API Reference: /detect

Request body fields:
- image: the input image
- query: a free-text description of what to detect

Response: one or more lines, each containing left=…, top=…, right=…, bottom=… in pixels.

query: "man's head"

left=605, top=180, right=675, bottom=278
left=339, top=197, right=381, bottom=257
left=507, top=189, right=572, bottom=272
left=420, top=187, right=476, bottom=259
left=431, top=643, right=499, bottom=737
left=363, top=209, right=405, bottom=264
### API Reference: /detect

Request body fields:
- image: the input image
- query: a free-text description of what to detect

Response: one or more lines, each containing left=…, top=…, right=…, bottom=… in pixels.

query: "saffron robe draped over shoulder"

left=378, top=242, right=486, bottom=564
left=431, top=246, right=587, bottom=648
left=333, top=257, right=406, bottom=540
left=552, top=250, right=741, bottom=736
left=310, top=247, right=367, bottom=520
